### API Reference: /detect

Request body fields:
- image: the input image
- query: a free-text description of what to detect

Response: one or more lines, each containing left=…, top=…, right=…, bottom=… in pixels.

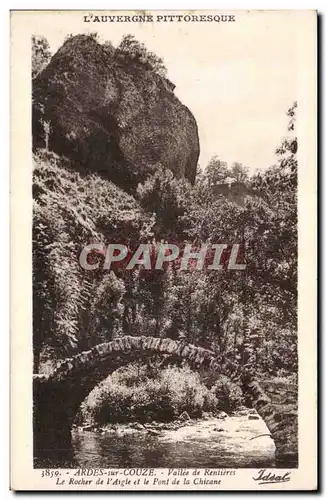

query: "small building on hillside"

left=211, top=179, right=261, bottom=206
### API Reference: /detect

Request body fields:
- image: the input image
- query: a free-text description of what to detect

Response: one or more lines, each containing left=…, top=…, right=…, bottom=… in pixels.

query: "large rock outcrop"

left=32, top=35, right=199, bottom=191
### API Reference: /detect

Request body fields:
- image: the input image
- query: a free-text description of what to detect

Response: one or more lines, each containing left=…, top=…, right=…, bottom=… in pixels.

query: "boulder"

left=131, top=422, right=144, bottom=430
left=82, top=424, right=95, bottom=431
left=155, top=423, right=168, bottom=429
left=160, top=423, right=176, bottom=430
left=178, top=411, right=191, bottom=422
left=148, top=429, right=161, bottom=436
left=234, top=409, right=249, bottom=416
left=203, top=412, right=214, bottom=420
left=32, top=35, right=199, bottom=191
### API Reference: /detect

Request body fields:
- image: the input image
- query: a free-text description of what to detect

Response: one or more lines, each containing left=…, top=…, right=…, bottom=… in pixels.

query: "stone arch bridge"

left=34, top=336, right=221, bottom=456
left=33, top=336, right=297, bottom=467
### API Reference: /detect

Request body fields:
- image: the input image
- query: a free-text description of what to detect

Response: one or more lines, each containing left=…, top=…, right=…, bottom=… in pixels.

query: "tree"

left=32, top=35, right=52, bottom=79
left=203, top=157, right=249, bottom=186
left=204, top=156, right=229, bottom=185
left=102, top=40, right=115, bottom=57
left=137, top=168, right=194, bottom=239
left=229, top=162, right=249, bottom=183
left=116, top=34, right=167, bottom=77
left=244, top=102, right=298, bottom=360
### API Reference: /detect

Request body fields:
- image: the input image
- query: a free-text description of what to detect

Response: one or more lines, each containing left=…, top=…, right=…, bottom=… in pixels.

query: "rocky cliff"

left=32, top=35, right=199, bottom=191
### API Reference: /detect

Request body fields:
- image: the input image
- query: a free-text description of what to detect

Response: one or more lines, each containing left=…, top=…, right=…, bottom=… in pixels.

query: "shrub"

left=116, top=35, right=167, bottom=77
left=79, top=364, right=219, bottom=425
left=211, top=375, right=244, bottom=413
left=159, top=366, right=213, bottom=418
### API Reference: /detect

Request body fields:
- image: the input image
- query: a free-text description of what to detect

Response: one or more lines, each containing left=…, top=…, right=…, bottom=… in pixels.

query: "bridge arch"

left=33, top=336, right=297, bottom=467
left=33, top=336, right=221, bottom=457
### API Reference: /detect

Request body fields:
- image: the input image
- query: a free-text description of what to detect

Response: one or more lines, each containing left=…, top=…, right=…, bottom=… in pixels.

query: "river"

left=35, top=415, right=276, bottom=469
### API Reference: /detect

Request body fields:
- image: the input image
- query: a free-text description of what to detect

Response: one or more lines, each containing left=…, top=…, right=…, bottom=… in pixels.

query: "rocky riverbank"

left=71, top=408, right=276, bottom=468
left=75, top=407, right=273, bottom=443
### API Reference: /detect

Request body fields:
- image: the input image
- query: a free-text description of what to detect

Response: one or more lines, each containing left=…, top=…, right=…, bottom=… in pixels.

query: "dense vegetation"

left=32, top=35, right=52, bottom=79
left=32, top=36, right=297, bottom=423
left=77, top=364, right=244, bottom=426
left=61, top=33, right=168, bottom=78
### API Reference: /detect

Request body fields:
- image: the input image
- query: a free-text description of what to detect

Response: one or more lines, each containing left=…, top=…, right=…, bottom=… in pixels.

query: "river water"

left=35, top=416, right=276, bottom=469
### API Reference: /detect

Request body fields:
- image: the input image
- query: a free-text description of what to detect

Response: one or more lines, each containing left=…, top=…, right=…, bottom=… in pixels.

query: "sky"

left=37, top=10, right=307, bottom=174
